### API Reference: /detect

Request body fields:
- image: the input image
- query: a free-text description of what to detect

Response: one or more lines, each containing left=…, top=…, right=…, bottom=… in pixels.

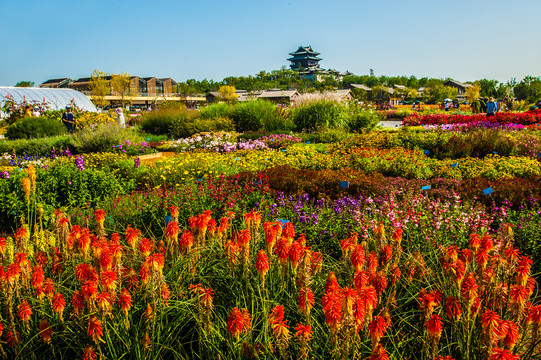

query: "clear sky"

left=1, top=0, right=540, bottom=86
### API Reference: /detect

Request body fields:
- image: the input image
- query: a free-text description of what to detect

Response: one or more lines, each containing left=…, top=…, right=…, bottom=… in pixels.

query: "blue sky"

left=1, top=0, right=540, bottom=86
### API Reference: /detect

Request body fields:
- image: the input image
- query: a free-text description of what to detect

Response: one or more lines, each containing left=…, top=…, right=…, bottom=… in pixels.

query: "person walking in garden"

left=116, top=107, right=126, bottom=128
left=486, top=97, right=498, bottom=117
left=62, top=106, right=75, bottom=133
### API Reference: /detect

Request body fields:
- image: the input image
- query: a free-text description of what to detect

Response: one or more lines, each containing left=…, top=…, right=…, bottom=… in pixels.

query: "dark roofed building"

left=444, top=79, right=472, bottom=94
left=40, top=78, right=71, bottom=88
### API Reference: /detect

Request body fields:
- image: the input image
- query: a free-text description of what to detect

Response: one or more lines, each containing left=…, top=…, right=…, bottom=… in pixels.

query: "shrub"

left=6, top=116, right=67, bottom=139
left=71, top=123, right=145, bottom=153
left=348, top=107, right=381, bottom=132
left=232, top=100, right=291, bottom=132
left=139, top=109, right=181, bottom=135
left=170, top=116, right=234, bottom=139
left=0, top=136, right=75, bottom=157
left=292, top=100, right=350, bottom=132
left=199, top=103, right=235, bottom=120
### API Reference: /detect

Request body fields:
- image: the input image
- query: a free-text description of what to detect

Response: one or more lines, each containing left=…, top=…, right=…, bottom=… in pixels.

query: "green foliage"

left=170, top=117, right=235, bottom=138
left=308, top=128, right=353, bottom=143
left=139, top=109, right=180, bottom=135
left=0, top=162, right=132, bottom=230
left=0, top=136, right=75, bottom=157
left=71, top=122, right=144, bottom=153
left=199, top=103, right=235, bottom=120
left=14, top=81, right=34, bottom=87
left=232, top=100, right=291, bottom=132
left=292, top=100, right=350, bottom=132
left=6, top=116, right=66, bottom=139
left=348, top=106, right=381, bottom=132
left=423, top=85, right=458, bottom=104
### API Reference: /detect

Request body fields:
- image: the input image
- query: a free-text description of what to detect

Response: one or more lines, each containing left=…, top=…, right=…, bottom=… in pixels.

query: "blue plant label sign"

left=277, top=219, right=289, bottom=227
left=483, top=187, right=494, bottom=195
left=340, top=181, right=349, bottom=188
left=424, top=150, right=430, bottom=155
left=422, top=185, right=431, bottom=190
left=165, top=215, right=172, bottom=225
left=493, top=151, right=498, bottom=154
left=306, top=141, right=310, bottom=144
left=451, top=163, right=458, bottom=168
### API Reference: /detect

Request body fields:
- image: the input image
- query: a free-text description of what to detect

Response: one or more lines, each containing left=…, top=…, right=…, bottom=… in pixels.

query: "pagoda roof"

left=289, top=45, right=320, bottom=56
left=288, top=55, right=322, bottom=61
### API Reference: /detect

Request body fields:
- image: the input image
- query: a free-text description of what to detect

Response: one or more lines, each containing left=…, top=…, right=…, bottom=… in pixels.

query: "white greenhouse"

left=0, top=87, right=97, bottom=116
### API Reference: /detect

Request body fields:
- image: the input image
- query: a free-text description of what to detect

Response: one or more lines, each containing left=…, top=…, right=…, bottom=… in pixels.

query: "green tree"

left=89, top=69, right=110, bottom=109
left=15, top=81, right=34, bottom=87
left=475, top=79, right=499, bottom=98
left=423, top=85, right=458, bottom=104
left=110, top=72, right=133, bottom=107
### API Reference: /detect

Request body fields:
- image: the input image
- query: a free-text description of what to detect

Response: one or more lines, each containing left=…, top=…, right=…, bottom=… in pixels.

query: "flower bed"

left=404, top=111, right=541, bottom=126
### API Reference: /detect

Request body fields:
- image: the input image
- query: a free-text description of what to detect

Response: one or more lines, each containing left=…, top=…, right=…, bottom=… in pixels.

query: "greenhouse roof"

left=0, top=87, right=97, bottom=112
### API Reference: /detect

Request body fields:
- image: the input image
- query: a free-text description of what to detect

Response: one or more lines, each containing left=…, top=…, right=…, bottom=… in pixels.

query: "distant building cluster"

left=40, top=76, right=178, bottom=97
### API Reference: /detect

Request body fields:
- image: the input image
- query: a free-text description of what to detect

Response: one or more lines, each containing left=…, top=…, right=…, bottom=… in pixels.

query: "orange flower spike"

left=168, top=205, right=179, bottom=222
left=100, top=270, right=118, bottom=292
left=310, top=251, right=323, bottom=275
left=43, top=278, right=55, bottom=298
left=469, top=233, right=481, bottom=251
left=368, top=344, right=390, bottom=360
left=425, top=314, right=443, bottom=342
left=499, top=320, right=519, bottom=350
left=481, top=309, right=501, bottom=341
left=52, top=293, right=66, bottom=321
left=200, top=287, right=214, bottom=309
left=179, top=230, right=194, bottom=254
left=391, top=228, right=402, bottom=244
left=31, top=265, right=45, bottom=288
left=147, top=252, right=165, bottom=273
left=475, top=249, right=489, bottom=270
left=87, top=315, right=103, bottom=344
left=237, top=229, right=251, bottom=248
left=27, top=165, right=36, bottom=189
left=367, top=252, right=379, bottom=275
left=282, top=222, right=295, bottom=242
left=125, top=225, right=140, bottom=249
left=96, top=292, right=112, bottom=313
left=294, top=323, right=313, bottom=340
left=269, top=304, right=285, bottom=324
left=138, top=238, right=154, bottom=257
left=39, top=319, right=52, bottom=343
left=22, top=177, right=31, bottom=201
left=340, top=287, right=358, bottom=317
left=298, top=287, right=315, bottom=315
left=289, top=241, right=303, bottom=272
left=325, top=272, right=340, bottom=293
left=461, top=273, right=478, bottom=302
left=274, top=238, right=290, bottom=264
left=510, top=285, right=530, bottom=306
left=528, top=304, right=541, bottom=325
left=5, top=326, right=20, bottom=348
left=227, top=307, right=251, bottom=340
left=255, top=250, right=270, bottom=285
left=445, top=246, right=460, bottom=262
left=379, top=245, right=393, bottom=266
left=504, top=247, right=521, bottom=262
left=165, top=221, right=180, bottom=242
left=371, top=272, right=388, bottom=295
left=444, top=296, right=462, bottom=322
left=516, top=256, right=533, bottom=286
left=354, top=270, right=370, bottom=290
left=17, top=300, right=32, bottom=324
left=368, top=315, right=388, bottom=347
left=72, top=291, right=85, bottom=316
left=207, top=218, right=217, bottom=236
left=480, top=233, right=493, bottom=252
left=0, top=237, right=6, bottom=257
left=82, top=344, right=98, bottom=360
left=94, top=209, right=105, bottom=228
left=118, top=288, right=133, bottom=314
left=489, top=348, right=519, bottom=360
left=160, top=282, right=171, bottom=306
left=350, top=244, right=365, bottom=271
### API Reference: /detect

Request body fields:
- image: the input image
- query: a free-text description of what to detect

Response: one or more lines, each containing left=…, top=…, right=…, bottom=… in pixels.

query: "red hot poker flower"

left=227, top=307, right=251, bottom=339
left=87, top=315, right=103, bottom=344
left=444, top=296, right=462, bottom=322
left=18, top=300, right=32, bottom=324
left=425, top=314, right=443, bottom=341
left=489, top=348, right=520, bottom=360
left=368, top=316, right=388, bottom=347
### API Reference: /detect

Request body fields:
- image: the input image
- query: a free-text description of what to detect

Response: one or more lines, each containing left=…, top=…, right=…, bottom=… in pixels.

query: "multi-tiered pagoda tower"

left=288, top=46, right=322, bottom=72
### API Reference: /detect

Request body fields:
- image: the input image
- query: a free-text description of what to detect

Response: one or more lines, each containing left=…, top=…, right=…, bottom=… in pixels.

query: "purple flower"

left=134, top=157, right=140, bottom=168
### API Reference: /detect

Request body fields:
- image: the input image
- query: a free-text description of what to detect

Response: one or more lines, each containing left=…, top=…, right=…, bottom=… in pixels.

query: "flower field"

left=0, top=119, right=541, bottom=359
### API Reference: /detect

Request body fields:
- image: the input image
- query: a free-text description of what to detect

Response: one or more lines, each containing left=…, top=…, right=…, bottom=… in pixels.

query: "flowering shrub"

left=111, top=140, right=154, bottom=156
left=259, top=134, right=302, bottom=149
left=76, top=112, right=116, bottom=129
